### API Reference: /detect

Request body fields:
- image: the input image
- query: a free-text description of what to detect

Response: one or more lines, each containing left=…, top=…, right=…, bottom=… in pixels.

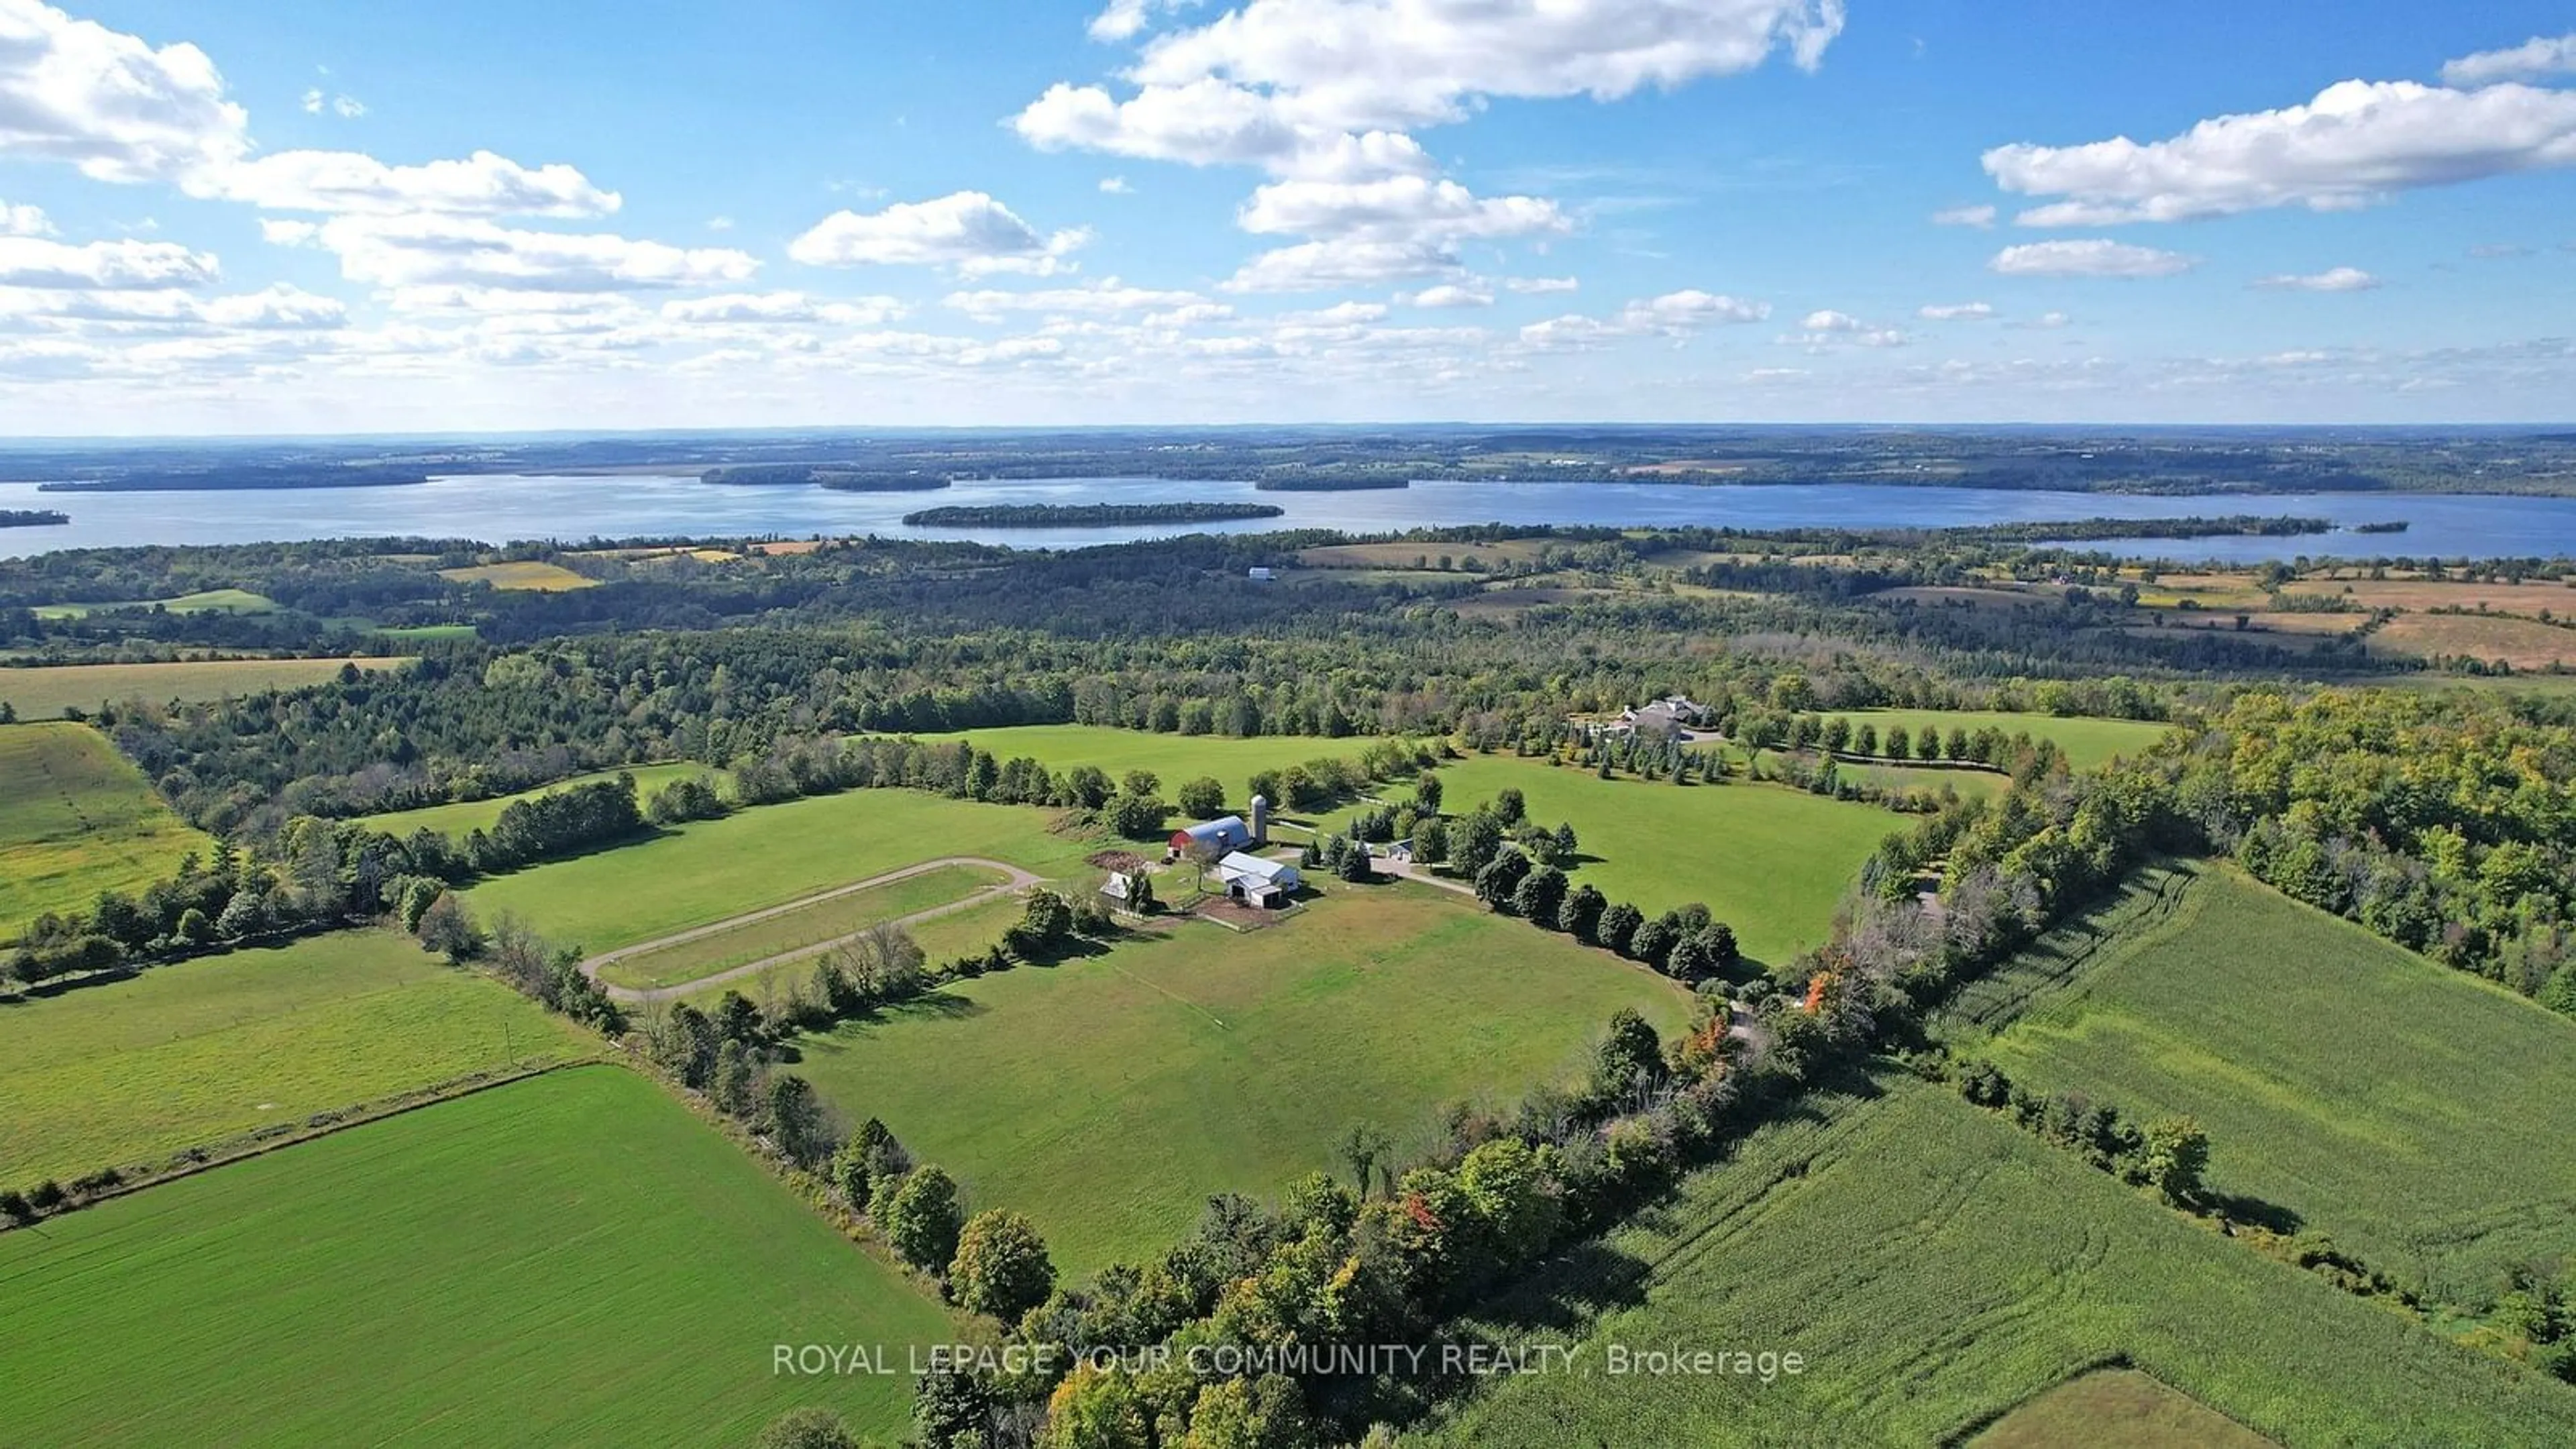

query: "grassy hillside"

left=1430, top=753, right=1894, bottom=966
left=1947, top=861, right=2576, bottom=1308
left=794, top=883, right=1693, bottom=1275
left=0, top=1067, right=958, bottom=1446
left=0, top=930, right=592, bottom=1185
left=0, top=722, right=215, bottom=941
left=460, top=788, right=1097, bottom=955
left=0, top=657, right=406, bottom=719
left=31, top=588, right=278, bottom=619
left=1423, top=1074, right=2576, bottom=1448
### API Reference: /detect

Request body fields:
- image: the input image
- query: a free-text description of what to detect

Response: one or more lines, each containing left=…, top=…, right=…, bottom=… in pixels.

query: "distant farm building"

left=1247, top=566, right=1277, bottom=582
left=1101, top=871, right=1138, bottom=904
left=1171, top=815, right=1254, bottom=858
left=1216, top=852, right=1302, bottom=908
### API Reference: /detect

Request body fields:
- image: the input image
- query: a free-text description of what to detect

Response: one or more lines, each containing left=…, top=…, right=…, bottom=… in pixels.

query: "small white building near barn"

left=1216, top=852, right=1302, bottom=908
left=1247, top=566, right=1276, bottom=582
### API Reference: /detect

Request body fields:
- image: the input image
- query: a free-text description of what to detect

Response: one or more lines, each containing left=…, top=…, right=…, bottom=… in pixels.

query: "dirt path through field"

left=579, top=856, right=1040, bottom=1003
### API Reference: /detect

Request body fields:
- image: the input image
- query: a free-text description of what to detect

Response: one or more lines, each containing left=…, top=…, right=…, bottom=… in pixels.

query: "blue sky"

left=0, top=0, right=2571, bottom=432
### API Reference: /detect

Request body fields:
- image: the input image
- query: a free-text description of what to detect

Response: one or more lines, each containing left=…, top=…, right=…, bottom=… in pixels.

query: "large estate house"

left=1587, top=694, right=1713, bottom=740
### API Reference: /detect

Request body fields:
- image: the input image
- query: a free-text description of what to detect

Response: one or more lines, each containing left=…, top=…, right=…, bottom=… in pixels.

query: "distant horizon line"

left=0, top=420, right=2570, bottom=448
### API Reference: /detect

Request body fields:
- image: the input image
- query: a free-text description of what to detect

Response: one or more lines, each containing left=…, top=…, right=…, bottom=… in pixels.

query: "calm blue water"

left=1, top=473, right=2569, bottom=561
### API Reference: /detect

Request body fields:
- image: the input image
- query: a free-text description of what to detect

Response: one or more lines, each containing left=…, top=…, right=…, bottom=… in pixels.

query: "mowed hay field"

left=354, top=761, right=716, bottom=838
left=794, top=884, right=1693, bottom=1276
left=907, top=724, right=1380, bottom=808
left=0, top=656, right=406, bottom=718
left=0, top=722, right=214, bottom=941
left=462, top=788, right=1097, bottom=955
left=0, top=930, right=592, bottom=1186
left=2370, top=612, right=2576, bottom=670
left=437, top=559, right=597, bottom=591
left=597, top=861, right=1011, bottom=991
left=0, top=1067, right=959, bottom=1446
left=1949, top=862, right=2576, bottom=1308
left=1424, top=1075, right=2576, bottom=1448
left=1431, top=755, right=1894, bottom=966
left=1973, top=1369, right=2276, bottom=1449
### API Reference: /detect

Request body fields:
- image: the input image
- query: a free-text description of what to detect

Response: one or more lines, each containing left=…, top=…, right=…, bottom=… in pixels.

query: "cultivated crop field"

left=0, top=1067, right=959, bottom=1446
left=1431, top=754, right=1894, bottom=967
left=437, top=559, right=598, bottom=590
left=0, top=656, right=407, bottom=719
left=461, top=788, right=1097, bottom=955
left=0, top=722, right=215, bottom=941
left=1425, top=1075, right=2576, bottom=1448
left=354, top=761, right=716, bottom=837
left=1949, top=862, right=2576, bottom=1308
left=596, top=861, right=1013, bottom=991
left=0, top=930, right=592, bottom=1186
left=905, top=724, right=1381, bottom=808
left=793, top=883, right=1693, bottom=1275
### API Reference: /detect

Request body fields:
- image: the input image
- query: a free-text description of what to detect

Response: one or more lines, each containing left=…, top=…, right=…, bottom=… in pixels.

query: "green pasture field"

left=792, top=883, right=1693, bottom=1276
left=31, top=588, right=278, bottom=619
left=1836, top=757, right=2008, bottom=800
left=0, top=1067, right=959, bottom=1446
left=0, top=722, right=216, bottom=941
left=903, top=724, right=1384, bottom=811
left=598, top=862, right=1009, bottom=990
left=0, top=930, right=591, bottom=1186
left=1424, top=1073, right=2576, bottom=1448
left=0, top=656, right=407, bottom=719
left=460, top=788, right=1097, bottom=956
left=1813, top=708, right=2175, bottom=771
left=1945, top=861, right=2576, bottom=1309
left=1429, top=754, right=1896, bottom=967
left=354, top=761, right=714, bottom=838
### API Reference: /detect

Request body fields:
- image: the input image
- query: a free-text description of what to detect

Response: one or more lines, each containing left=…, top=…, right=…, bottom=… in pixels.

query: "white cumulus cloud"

left=789, top=192, right=1089, bottom=277
left=0, top=235, right=218, bottom=288
left=1984, top=79, right=2576, bottom=225
left=314, top=215, right=757, bottom=292
left=2251, top=266, right=2381, bottom=292
left=1990, top=239, right=2196, bottom=278
left=1401, top=284, right=1494, bottom=309
left=1919, top=301, right=1995, bottom=320
left=1238, top=174, right=1566, bottom=242
left=2443, top=34, right=2576, bottom=87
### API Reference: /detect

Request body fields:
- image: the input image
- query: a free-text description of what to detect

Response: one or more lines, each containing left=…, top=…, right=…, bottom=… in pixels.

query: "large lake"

left=4, top=473, right=2573, bottom=561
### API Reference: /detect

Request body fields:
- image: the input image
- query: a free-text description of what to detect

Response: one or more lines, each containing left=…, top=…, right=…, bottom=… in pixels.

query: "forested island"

left=901, top=502, right=1287, bottom=527
left=35, top=467, right=429, bottom=492
left=0, top=508, right=68, bottom=527
left=1955, top=515, right=2343, bottom=543
left=700, top=465, right=951, bottom=490
left=1252, top=474, right=1413, bottom=492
